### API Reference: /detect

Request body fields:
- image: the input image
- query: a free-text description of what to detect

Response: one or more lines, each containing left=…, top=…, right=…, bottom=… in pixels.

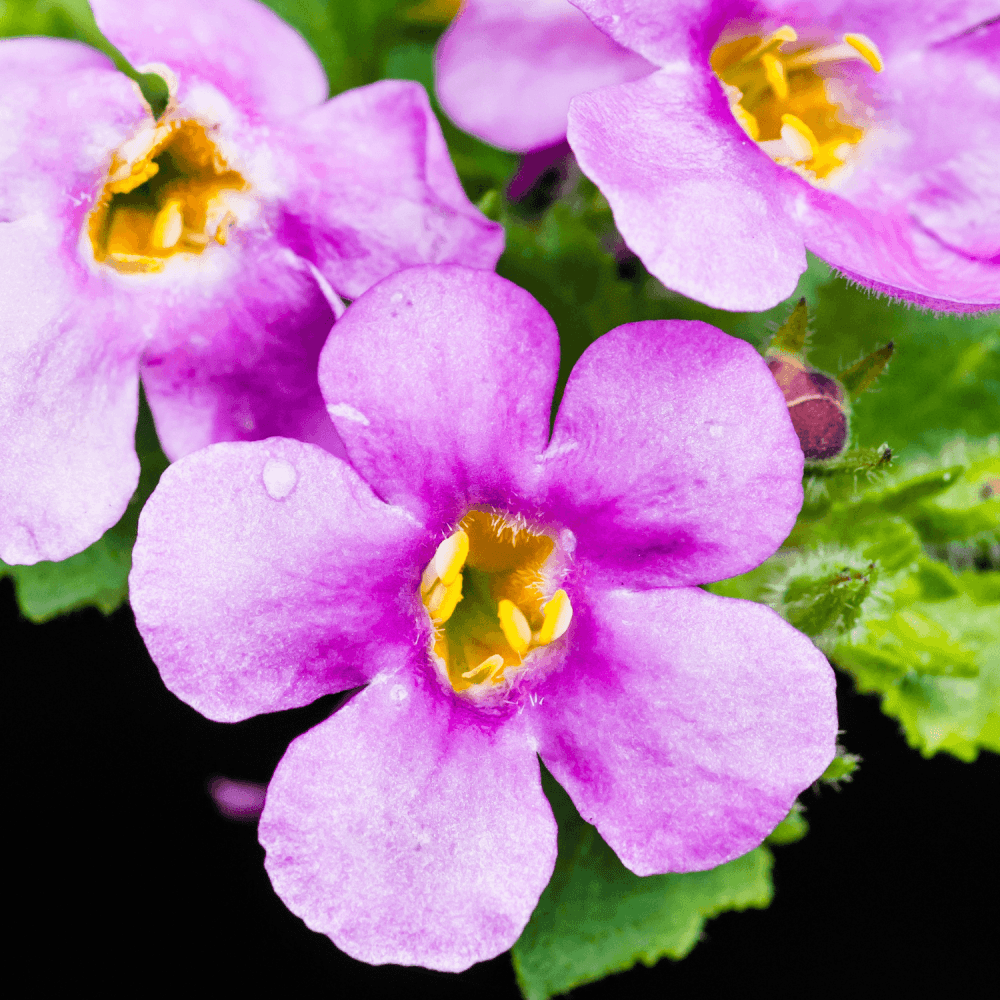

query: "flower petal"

left=139, top=245, right=343, bottom=460
left=279, top=80, right=504, bottom=300
left=90, top=0, right=327, bottom=119
left=538, top=319, right=803, bottom=588
left=436, top=0, right=653, bottom=152
left=0, top=216, right=140, bottom=564
left=567, top=69, right=807, bottom=310
left=129, top=438, right=426, bottom=723
left=529, top=585, right=836, bottom=874
left=0, top=36, right=146, bottom=217
left=259, top=665, right=557, bottom=972
left=571, top=0, right=1000, bottom=63
left=318, top=266, right=559, bottom=528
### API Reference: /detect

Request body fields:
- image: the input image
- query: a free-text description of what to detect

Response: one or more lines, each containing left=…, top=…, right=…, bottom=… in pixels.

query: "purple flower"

left=436, top=0, right=653, bottom=152
left=566, top=0, right=999, bottom=311
left=0, top=0, right=502, bottom=566
left=129, top=265, right=836, bottom=971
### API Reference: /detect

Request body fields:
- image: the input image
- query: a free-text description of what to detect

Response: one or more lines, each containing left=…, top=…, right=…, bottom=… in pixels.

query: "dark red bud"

left=766, top=353, right=849, bottom=460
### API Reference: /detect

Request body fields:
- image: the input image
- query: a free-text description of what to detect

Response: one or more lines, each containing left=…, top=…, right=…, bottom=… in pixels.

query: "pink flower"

left=0, top=0, right=502, bottom=565
left=566, top=0, right=999, bottom=311
left=129, top=265, right=836, bottom=972
left=436, top=0, right=653, bottom=152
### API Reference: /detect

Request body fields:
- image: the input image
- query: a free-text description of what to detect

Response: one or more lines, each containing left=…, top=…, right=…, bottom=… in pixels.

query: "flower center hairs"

left=420, top=510, right=572, bottom=697
left=87, top=118, right=248, bottom=275
left=712, top=25, right=883, bottom=183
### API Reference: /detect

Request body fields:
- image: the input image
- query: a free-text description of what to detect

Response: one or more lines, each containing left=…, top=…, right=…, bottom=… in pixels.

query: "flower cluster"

left=3, top=0, right=862, bottom=978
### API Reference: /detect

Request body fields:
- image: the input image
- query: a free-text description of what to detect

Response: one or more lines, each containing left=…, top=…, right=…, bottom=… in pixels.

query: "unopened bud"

left=767, top=353, right=849, bottom=460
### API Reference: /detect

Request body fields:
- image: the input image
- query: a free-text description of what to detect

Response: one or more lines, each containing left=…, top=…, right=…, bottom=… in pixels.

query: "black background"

left=6, top=579, right=995, bottom=995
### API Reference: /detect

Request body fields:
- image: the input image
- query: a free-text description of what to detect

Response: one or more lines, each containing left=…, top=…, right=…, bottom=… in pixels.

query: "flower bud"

left=766, top=353, right=849, bottom=460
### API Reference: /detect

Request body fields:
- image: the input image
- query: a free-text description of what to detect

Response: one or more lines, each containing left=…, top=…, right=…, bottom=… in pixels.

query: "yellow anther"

left=462, top=654, right=504, bottom=681
left=107, top=159, right=159, bottom=195
left=497, top=599, right=531, bottom=656
left=427, top=574, right=463, bottom=624
left=732, top=104, right=760, bottom=140
left=537, top=590, right=572, bottom=646
left=151, top=200, right=184, bottom=250
left=434, top=530, right=470, bottom=587
left=420, top=560, right=439, bottom=598
left=731, top=25, right=798, bottom=69
left=844, top=33, right=883, bottom=72
left=761, top=52, right=788, bottom=100
left=780, top=113, right=820, bottom=161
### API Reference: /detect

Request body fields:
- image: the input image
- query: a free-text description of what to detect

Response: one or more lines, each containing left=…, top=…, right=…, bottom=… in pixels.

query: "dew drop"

left=262, top=458, right=298, bottom=500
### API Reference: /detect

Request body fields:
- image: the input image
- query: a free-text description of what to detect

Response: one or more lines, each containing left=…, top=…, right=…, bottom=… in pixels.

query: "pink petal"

left=436, top=0, right=653, bottom=152
left=318, top=266, right=558, bottom=528
left=538, top=319, right=803, bottom=588
left=259, top=665, right=557, bottom=972
left=129, top=438, right=426, bottom=723
left=90, top=0, right=327, bottom=120
left=528, top=585, right=837, bottom=874
left=281, top=80, right=504, bottom=300
left=0, top=218, right=140, bottom=564
left=0, top=36, right=147, bottom=218
left=567, top=69, right=807, bottom=310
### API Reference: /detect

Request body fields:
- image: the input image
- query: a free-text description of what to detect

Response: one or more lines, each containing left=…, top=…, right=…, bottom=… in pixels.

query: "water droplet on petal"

left=262, top=458, right=297, bottom=500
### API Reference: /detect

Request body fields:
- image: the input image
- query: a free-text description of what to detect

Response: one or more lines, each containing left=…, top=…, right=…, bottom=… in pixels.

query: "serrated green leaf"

left=512, top=769, right=773, bottom=1000
left=1, top=397, right=168, bottom=622
left=835, top=572, right=1000, bottom=760
left=782, top=561, right=876, bottom=638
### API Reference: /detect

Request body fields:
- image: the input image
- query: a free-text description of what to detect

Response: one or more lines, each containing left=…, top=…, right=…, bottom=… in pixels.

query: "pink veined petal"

left=318, top=266, right=559, bottom=529
left=90, top=0, right=327, bottom=120
left=0, top=36, right=148, bottom=218
left=528, top=585, right=837, bottom=875
left=259, top=664, right=557, bottom=972
left=280, top=80, right=504, bottom=301
left=567, top=69, right=807, bottom=311
left=570, top=1, right=1000, bottom=63
left=538, top=319, right=803, bottom=588
left=436, top=0, right=653, bottom=153
left=138, top=240, right=343, bottom=460
left=0, top=216, right=141, bottom=565
left=129, top=438, right=427, bottom=723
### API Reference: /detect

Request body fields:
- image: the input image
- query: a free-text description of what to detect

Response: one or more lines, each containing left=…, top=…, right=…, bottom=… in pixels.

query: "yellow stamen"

left=732, top=103, right=760, bottom=140
left=462, top=654, right=505, bottom=682
left=728, top=25, right=798, bottom=71
left=537, top=590, right=573, bottom=646
left=151, top=199, right=184, bottom=250
left=497, top=599, right=531, bottom=656
left=434, top=529, right=470, bottom=587
left=427, top=574, right=464, bottom=624
left=761, top=52, right=788, bottom=100
left=844, top=33, right=883, bottom=72
left=780, top=113, right=821, bottom=160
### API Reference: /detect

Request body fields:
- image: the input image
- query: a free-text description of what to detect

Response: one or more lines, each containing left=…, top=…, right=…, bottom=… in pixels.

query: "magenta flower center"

left=420, top=509, right=573, bottom=694
left=87, top=118, right=248, bottom=274
left=711, top=25, right=883, bottom=182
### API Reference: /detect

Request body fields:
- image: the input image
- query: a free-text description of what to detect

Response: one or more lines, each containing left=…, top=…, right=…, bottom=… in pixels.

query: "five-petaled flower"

left=0, top=0, right=502, bottom=565
left=130, top=265, right=836, bottom=972
left=443, top=0, right=999, bottom=312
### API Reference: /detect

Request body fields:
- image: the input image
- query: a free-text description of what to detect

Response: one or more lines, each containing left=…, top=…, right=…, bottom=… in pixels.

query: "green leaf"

left=781, top=559, right=876, bottom=639
left=838, top=341, right=894, bottom=399
left=765, top=803, right=809, bottom=845
left=1, top=396, right=168, bottom=622
left=835, top=572, right=1000, bottom=760
left=820, top=752, right=860, bottom=785
left=512, top=769, right=773, bottom=1000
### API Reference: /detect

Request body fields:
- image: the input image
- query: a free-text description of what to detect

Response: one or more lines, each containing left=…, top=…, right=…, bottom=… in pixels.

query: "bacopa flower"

left=436, top=0, right=653, bottom=152
left=0, top=0, right=502, bottom=565
left=130, top=265, right=836, bottom=971
left=558, top=1, right=999, bottom=312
